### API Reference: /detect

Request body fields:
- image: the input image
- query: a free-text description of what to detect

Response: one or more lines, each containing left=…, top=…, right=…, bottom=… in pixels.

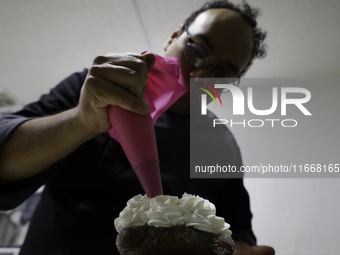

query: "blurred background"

left=0, top=0, right=339, bottom=254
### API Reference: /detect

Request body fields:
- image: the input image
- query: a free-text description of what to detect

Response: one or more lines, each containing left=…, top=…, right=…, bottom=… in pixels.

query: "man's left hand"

left=234, top=241, right=275, bottom=255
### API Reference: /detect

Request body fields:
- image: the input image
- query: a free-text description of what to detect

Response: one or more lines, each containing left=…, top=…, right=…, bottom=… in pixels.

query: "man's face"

left=164, top=8, right=254, bottom=114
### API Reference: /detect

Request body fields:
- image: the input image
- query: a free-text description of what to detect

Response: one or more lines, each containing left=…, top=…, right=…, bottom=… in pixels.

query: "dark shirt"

left=0, top=69, right=256, bottom=254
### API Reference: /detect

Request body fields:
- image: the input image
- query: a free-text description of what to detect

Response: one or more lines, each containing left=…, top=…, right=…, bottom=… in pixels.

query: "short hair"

left=180, top=0, right=267, bottom=76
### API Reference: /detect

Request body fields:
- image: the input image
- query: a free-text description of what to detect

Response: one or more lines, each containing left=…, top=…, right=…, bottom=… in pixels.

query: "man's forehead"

left=188, top=8, right=243, bottom=34
left=186, top=8, right=254, bottom=75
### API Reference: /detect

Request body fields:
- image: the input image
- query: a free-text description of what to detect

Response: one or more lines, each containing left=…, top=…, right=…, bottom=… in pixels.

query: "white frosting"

left=114, top=193, right=232, bottom=236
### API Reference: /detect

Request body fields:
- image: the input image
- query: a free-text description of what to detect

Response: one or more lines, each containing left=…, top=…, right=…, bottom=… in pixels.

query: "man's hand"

left=234, top=241, right=275, bottom=255
left=0, top=52, right=156, bottom=182
left=77, top=52, right=156, bottom=135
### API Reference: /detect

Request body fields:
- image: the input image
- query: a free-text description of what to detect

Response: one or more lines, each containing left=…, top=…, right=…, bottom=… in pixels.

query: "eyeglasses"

left=183, top=26, right=240, bottom=87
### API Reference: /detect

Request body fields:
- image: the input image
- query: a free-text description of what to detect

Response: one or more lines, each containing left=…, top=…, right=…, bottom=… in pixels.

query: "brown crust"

left=116, top=225, right=234, bottom=255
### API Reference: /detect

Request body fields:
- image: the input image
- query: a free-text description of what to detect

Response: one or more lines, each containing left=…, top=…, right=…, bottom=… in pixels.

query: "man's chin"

left=168, top=92, right=201, bottom=115
left=168, top=104, right=190, bottom=115
left=168, top=93, right=190, bottom=115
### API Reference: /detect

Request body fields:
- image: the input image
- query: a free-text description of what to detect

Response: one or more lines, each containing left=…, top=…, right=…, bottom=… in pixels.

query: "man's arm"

left=0, top=52, right=156, bottom=181
left=0, top=108, right=98, bottom=181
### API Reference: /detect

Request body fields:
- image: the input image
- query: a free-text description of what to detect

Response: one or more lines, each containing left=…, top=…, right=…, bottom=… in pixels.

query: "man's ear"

left=163, top=25, right=183, bottom=52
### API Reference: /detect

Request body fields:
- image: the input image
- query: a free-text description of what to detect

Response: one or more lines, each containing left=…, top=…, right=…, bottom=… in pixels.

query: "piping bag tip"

left=109, top=105, right=163, bottom=198
left=134, top=161, right=163, bottom=198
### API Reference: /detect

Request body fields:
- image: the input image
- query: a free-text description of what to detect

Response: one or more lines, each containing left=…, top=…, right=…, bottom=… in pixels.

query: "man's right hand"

left=77, top=52, right=156, bottom=135
left=0, top=52, right=156, bottom=182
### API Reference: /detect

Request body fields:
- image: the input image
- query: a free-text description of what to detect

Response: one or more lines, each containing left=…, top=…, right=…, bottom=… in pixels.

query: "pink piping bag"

left=108, top=53, right=187, bottom=198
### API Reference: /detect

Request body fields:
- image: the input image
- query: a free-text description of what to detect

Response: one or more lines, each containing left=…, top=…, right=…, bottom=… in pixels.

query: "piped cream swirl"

left=114, top=193, right=231, bottom=235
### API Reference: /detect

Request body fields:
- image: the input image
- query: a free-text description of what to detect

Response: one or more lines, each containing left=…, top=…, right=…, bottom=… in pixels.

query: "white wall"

left=1, top=1, right=339, bottom=254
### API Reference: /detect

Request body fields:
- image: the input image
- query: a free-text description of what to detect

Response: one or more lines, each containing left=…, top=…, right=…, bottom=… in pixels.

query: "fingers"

left=85, top=52, right=156, bottom=115
left=89, top=63, right=144, bottom=98
left=91, top=52, right=154, bottom=98
left=250, top=245, right=275, bottom=255
left=143, top=52, right=156, bottom=72
left=234, top=241, right=275, bottom=255
left=76, top=52, right=156, bottom=134
left=85, top=74, right=151, bottom=115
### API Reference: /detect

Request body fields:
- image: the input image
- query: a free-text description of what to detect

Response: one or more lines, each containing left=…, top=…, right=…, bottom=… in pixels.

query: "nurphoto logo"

left=198, top=83, right=312, bottom=128
left=196, top=82, right=223, bottom=115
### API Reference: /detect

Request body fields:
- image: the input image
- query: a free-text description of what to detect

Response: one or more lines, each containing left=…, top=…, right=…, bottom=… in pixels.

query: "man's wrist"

left=69, top=107, right=108, bottom=141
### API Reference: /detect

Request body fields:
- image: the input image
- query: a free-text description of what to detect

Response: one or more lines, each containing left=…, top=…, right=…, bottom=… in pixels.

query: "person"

left=0, top=1, right=274, bottom=254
